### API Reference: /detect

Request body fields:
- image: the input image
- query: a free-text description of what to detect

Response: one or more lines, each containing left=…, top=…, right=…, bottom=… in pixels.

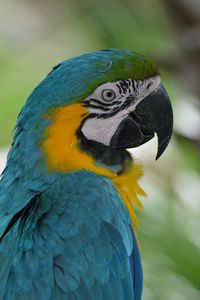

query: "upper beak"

left=110, top=84, right=173, bottom=159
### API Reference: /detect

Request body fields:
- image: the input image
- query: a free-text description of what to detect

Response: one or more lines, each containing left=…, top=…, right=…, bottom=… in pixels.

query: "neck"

left=79, top=134, right=132, bottom=174
left=41, top=103, right=145, bottom=227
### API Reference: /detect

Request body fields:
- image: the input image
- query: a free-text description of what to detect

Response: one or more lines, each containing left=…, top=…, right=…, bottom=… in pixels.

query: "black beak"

left=110, top=84, right=173, bottom=159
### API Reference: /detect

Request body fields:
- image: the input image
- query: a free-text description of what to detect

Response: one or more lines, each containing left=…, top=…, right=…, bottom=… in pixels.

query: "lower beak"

left=110, top=84, right=173, bottom=159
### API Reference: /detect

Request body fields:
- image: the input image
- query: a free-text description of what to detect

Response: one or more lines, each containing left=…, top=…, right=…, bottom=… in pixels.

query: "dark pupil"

left=106, top=91, right=113, bottom=98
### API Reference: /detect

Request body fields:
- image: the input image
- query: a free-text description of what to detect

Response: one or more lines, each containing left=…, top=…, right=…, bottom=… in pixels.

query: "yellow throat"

left=42, top=103, right=146, bottom=227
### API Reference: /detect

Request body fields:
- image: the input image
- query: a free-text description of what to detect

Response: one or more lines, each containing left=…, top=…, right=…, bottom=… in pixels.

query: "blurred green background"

left=0, top=0, right=200, bottom=299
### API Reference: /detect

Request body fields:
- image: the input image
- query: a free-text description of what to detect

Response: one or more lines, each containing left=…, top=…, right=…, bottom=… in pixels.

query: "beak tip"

left=155, top=134, right=172, bottom=160
left=155, top=152, right=162, bottom=160
left=155, top=149, right=162, bottom=160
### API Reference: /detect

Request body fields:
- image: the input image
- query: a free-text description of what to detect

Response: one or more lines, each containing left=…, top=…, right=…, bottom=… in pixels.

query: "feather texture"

left=0, top=49, right=152, bottom=299
left=0, top=171, right=142, bottom=299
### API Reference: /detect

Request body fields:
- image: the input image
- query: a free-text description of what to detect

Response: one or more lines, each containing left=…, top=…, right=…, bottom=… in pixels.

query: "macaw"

left=0, top=49, right=173, bottom=300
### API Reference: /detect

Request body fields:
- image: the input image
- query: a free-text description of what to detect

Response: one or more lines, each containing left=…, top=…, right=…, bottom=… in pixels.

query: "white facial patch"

left=81, top=76, right=161, bottom=146
left=81, top=110, right=130, bottom=146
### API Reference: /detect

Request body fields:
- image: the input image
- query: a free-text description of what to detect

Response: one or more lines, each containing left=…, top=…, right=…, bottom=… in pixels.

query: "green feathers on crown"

left=95, top=49, right=159, bottom=81
left=23, top=49, right=159, bottom=114
left=82, top=49, right=159, bottom=100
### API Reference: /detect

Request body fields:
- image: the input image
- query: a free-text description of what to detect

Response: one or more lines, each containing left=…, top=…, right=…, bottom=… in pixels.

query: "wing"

left=0, top=119, right=51, bottom=239
left=0, top=171, right=142, bottom=300
left=129, top=227, right=143, bottom=300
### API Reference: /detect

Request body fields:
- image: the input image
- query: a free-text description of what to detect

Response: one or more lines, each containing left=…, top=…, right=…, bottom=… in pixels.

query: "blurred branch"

left=162, top=0, right=200, bottom=99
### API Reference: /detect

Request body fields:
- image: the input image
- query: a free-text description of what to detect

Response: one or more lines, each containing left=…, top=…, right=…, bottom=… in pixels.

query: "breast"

left=0, top=170, right=142, bottom=299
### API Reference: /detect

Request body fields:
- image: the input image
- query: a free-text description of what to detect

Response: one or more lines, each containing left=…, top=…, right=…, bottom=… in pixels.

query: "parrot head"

left=14, top=49, right=173, bottom=175
left=78, top=64, right=172, bottom=161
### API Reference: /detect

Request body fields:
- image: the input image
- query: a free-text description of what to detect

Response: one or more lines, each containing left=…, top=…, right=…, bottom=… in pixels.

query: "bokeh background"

left=0, top=0, right=200, bottom=299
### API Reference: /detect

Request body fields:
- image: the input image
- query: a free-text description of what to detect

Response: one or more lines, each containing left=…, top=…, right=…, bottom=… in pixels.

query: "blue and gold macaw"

left=0, top=49, right=173, bottom=299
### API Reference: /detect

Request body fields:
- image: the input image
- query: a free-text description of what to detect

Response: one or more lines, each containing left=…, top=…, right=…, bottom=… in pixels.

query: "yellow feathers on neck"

left=42, top=103, right=114, bottom=176
left=42, top=103, right=145, bottom=226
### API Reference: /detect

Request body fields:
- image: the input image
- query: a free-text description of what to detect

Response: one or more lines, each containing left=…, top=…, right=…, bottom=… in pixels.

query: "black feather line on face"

left=119, top=80, right=129, bottom=94
left=116, top=83, right=123, bottom=94
left=83, top=79, right=138, bottom=119
left=83, top=95, right=135, bottom=119
left=83, top=102, right=111, bottom=111
left=94, top=96, right=135, bottom=119
left=88, top=98, right=121, bottom=107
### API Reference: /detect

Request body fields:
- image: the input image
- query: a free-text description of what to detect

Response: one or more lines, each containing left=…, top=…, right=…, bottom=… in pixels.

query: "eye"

left=101, top=89, right=116, bottom=101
